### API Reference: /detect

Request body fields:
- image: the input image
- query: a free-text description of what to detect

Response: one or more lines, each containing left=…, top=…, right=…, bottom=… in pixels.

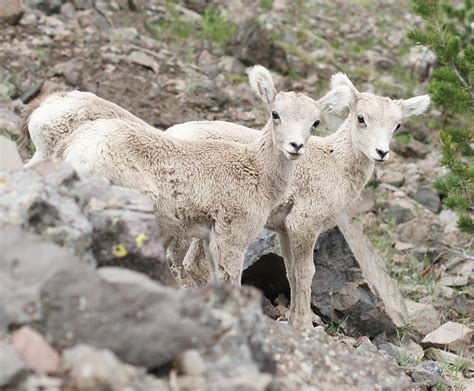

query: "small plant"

left=33, top=48, right=48, bottom=61
left=396, top=352, right=417, bottom=368
left=145, top=1, right=195, bottom=41
left=0, top=128, right=19, bottom=142
left=200, top=8, right=235, bottom=46
left=0, top=76, right=15, bottom=100
left=408, top=0, right=473, bottom=233
left=259, top=0, right=273, bottom=10
left=395, top=133, right=413, bottom=145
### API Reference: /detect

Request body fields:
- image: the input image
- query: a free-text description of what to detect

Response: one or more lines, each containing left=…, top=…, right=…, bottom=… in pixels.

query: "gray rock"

left=0, top=161, right=169, bottom=284
left=173, top=349, right=206, bottom=376
left=242, top=213, right=408, bottom=337
left=225, top=19, right=288, bottom=73
left=392, top=139, right=431, bottom=159
left=312, top=214, right=408, bottom=336
left=377, top=342, right=402, bottom=359
left=0, top=136, right=23, bottom=171
left=404, top=46, right=437, bottom=82
left=415, top=186, right=441, bottom=213
left=74, top=176, right=170, bottom=284
left=378, top=170, right=405, bottom=187
left=72, top=0, right=93, bottom=10
left=411, top=361, right=443, bottom=387
left=128, top=51, right=160, bottom=74
left=421, top=321, right=473, bottom=354
left=424, top=347, right=474, bottom=372
left=0, top=104, right=21, bottom=135
left=383, top=201, right=415, bottom=224
left=0, top=162, right=95, bottom=264
left=60, top=2, right=76, bottom=20
left=0, top=341, right=28, bottom=387
left=2, top=225, right=411, bottom=390
left=25, top=0, right=67, bottom=15
left=0, top=224, right=83, bottom=326
left=218, top=56, right=246, bottom=74
left=53, top=60, right=82, bottom=87
left=405, top=299, right=441, bottom=336
left=183, top=0, right=215, bottom=14
left=17, top=374, right=62, bottom=390
left=0, top=0, right=24, bottom=25
left=39, top=264, right=244, bottom=367
left=64, top=345, right=151, bottom=391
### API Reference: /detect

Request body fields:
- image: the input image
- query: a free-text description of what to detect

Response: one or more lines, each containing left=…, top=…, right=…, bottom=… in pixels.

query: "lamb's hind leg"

left=183, top=238, right=214, bottom=284
left=208, top=233, right=246, bottom=285
left=277, top=229, right=296, bottom=315
left=287, top=226, right=319, bottom=330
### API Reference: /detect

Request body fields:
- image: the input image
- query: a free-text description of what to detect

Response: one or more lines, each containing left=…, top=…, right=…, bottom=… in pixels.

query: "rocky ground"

left=0, top=0, right=472, bottom=390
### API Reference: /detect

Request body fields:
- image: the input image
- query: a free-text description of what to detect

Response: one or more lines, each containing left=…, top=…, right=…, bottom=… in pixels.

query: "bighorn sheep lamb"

left=22, top=90, right=157, bottom=168
left=27, top=65, right=352, bottom=284
left=166, top=73, right=431, bottom=329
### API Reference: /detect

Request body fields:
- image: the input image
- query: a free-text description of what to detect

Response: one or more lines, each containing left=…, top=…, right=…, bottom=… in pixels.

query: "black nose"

left=290, top=142, right=304, bottom=152
left=376, top=149, right=389, bottom=158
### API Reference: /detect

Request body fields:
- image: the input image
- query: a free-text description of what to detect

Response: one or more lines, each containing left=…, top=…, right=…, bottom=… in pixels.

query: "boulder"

left=405, top=299, right=441, bottom=336
left=411, top=361, right=443, bottom=387
left=392, top=139, right=430, bottom=159
left=0, top=136, right=23, bottom=171
left=378, top=170, right=405, bottom=187
left=0, top=162, right=95, bottom=264
left=383, top=200, right=415, bottom=224
left=0, top=223, right=84, bottom=326
left=63, top=345, right=157, bottom=391
left=0, top=341, right=28, bottom=387
left=415, top=186, right=441, bottom=213
left=242, top=213, right=408, bottom=337
left=0, top=104, right=21, bottom=135
left=424, top=347, right=474, bottom=371
left=1, top=225, right=411, bottom=390
left=24, top=0, right=67, bottom=15
left=0, top=0, right=24, bottom=25
left=0, top=161, right=170, bottom=285
left=421, top=321, right=473, bottom=354
left=225, top=19, right=288, bottom=73
left=39, top=263, right=238, bottom=367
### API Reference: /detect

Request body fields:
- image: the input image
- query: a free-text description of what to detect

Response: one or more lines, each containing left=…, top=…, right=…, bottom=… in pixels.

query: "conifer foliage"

left=408, top=0, right=473, bottom=233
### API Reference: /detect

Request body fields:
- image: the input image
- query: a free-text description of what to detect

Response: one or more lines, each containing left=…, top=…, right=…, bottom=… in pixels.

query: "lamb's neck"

left=330, top=116, right=374, bottom=194
left=254, top=120, right=295, bottom=200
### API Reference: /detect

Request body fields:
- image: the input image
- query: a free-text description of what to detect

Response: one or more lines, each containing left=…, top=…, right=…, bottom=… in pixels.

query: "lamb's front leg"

left=287, top=226, right=319, bottom=330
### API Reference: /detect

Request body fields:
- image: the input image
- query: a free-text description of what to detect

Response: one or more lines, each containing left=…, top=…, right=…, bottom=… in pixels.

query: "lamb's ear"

left=401, top=95, right=431, bottom=117
left=318, top=85, right=352, bottom=114
left=249, top=65, right=277, bottom=104
left=330, top=72, right=359, bottom=97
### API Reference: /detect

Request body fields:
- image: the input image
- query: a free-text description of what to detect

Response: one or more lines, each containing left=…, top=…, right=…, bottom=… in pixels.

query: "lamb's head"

left=249, top=65, right=351, bottom=160
left=330, top=72, right=431, bottom=163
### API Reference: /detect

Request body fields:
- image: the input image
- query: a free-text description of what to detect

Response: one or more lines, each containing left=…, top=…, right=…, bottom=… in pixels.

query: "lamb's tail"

left=18, top=82, right=59, bottom=146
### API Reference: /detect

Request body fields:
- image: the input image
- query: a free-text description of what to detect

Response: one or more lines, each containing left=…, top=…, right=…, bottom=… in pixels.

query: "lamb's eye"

left=312, top=120, right=320, bottom=129
left=271, top=111, right=280, bottom=120
left=395, top=123, right=401, bottom=131
left=357, top=115, right=365, bottom=124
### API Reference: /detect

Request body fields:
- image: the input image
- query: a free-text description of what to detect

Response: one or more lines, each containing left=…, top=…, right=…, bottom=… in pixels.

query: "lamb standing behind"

left=23, top=90, right=158, bottom=167
left=53, top=66, right=351, bottom=284
left=166, top=73, right=431, bottom=329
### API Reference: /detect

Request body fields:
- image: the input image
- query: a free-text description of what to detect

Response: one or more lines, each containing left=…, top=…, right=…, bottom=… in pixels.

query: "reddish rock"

left=11, top=326, right=60, bottom=374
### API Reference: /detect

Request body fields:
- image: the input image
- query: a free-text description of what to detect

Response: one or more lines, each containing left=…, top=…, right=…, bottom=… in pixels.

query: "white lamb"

left=166, top=73, right=431, bottom=329
left=36, top=66, right=351, bottom=284
left=22, top=90, right=158, bottom=168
